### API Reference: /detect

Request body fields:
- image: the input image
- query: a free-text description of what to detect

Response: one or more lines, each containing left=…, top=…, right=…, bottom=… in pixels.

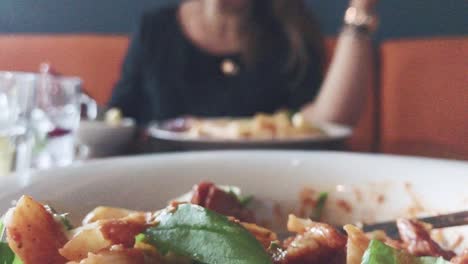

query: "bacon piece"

left=240, top=222, right=278, bottom=248
left=190, top=182, right=213, bottom=207
left=397, top=218, right=456, bottom=260
left=60, top=213, right=149, bottom=261
left=191, top=182, right=254, bottom=222
left=280, top=215, right=347, bottom=264
left=100, top=219, right=147, bottom=247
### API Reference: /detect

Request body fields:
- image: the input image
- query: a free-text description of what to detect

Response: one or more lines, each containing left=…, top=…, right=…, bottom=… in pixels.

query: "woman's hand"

left=350, top=0, right=377, bottom=13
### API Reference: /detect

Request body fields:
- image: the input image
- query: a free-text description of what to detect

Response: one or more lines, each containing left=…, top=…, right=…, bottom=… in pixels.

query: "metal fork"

left=278, top=211, right=468, bottom=240
left=361, top=210, right=468, bottom=239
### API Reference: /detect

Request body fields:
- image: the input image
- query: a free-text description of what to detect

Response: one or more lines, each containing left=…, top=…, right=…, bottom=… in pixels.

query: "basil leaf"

left=361, top=239, right=399, bottom=264
left=145, top=204, right=272, bottom=264
left=0, top=244, right=22, bottom=264
left=361, top=240, right=451, bottom=264
left=0, top=216, right=14, bottom=264
left=135, top=233, right=146, bottom=243
left=0, top=216, right=4, bottom=237
left=310, top=192, right=328, bottom=221
left=0, top=243, right=15, bottom=264
left=238, top=195, right=254, bottom=207
left=0, top=216, right=23, bottom=264
left=43, top=205, right=73, bottom=231
left=11, top=255, right=22, bottom=264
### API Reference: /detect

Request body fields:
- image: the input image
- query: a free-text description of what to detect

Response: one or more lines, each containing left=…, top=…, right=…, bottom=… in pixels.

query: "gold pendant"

left=221, top=58, right=239, bottom=76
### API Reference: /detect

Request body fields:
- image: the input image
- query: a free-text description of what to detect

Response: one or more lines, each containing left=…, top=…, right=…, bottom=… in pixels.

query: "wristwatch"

left=344, top=6, right=378, bottom=35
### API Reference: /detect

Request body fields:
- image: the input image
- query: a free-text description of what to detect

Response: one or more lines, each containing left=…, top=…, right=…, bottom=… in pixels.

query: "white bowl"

left=1, top=151, right=467, bottom=251
left=77, top=118, right=136, bottom=158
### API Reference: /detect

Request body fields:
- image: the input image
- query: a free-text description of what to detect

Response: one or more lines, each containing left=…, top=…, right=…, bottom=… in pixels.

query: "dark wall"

left=0, top=0, right=467, bottom=40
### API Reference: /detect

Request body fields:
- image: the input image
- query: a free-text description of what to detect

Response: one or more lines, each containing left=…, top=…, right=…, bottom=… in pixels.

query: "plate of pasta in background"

left=0, top=151, right=467, bottom=263
left=147, top=111, right=352, bottom=151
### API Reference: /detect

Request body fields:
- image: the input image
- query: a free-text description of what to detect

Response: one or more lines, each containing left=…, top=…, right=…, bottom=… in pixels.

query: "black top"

left=109, top=5, right=323, bottom=125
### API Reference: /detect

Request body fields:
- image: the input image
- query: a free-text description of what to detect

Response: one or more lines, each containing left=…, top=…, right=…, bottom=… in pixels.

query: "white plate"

left=1, top=151, right=467, bottom=251
left=148, top=121, right=352, bottom=150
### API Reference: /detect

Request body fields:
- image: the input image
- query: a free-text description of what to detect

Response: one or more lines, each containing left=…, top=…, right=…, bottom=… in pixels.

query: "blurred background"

left=0, top=0, right=466, bottom=39
left=0, top=0, right=467, bottom=177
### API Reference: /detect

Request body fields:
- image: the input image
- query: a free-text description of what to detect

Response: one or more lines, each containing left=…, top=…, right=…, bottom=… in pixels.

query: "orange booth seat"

left=0, top=34, right=129, bottom=105
left=0, top=34, right=377, bottom=152
left=2, top=35, right=465, bottom=158
left=380, top=37, right=468, bottom=159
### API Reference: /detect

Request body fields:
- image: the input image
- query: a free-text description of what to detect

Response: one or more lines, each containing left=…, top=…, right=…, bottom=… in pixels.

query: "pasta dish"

left=1, top=182, right=466, bottom=264
left=162, top=111, right=325, bottom=140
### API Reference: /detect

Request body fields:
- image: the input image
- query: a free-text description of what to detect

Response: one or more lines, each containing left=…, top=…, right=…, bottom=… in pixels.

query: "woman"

left=109, top=0, right=378, bottom=126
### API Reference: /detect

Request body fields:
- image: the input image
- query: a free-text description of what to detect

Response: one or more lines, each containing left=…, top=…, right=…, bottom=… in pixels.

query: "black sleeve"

left=107, top=21, right=146, bottom=122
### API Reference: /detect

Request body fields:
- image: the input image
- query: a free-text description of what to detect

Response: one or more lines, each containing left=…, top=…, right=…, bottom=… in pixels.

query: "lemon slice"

left=104, top=108, right=123, bottom=125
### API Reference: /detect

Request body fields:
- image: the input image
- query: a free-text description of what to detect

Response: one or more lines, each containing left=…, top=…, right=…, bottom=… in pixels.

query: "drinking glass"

left=31, top=73, right=96, bottom=169
left=0, top=72, right=36, bottom=177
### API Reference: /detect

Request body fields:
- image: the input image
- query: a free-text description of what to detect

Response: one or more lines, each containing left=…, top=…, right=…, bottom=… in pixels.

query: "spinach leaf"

left=361, top=239, right=398, bottom=264
left=361, top=240, right=451, bottom=264
left=0, top=216, right=4, bottom=237
left=310, top=192, right=328, bottom=221
left=135, top=233, right=146, bottom=243
left=0, top=216, right=23, bottom=264
left=11, top=255, right=22, bottom=264
left=0, top=251, right=22, bottom=264
left=238, top=195, right=254, bottom=207
left=145, top=204, right=272, bottom=264
left=0, top=243, right=15, bottom=264
left=43, top=205, right=73, bottom=231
